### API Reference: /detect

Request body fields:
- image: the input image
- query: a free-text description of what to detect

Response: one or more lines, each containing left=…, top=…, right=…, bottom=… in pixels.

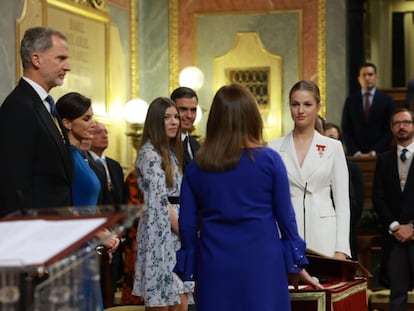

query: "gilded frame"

left=16, top=0, right=111, bottom=116
left=168, top=0, right=327, bottom=116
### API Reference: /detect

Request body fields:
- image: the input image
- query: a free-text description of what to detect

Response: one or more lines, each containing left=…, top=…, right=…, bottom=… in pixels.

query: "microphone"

left=303, top=182, right=308, bottom=240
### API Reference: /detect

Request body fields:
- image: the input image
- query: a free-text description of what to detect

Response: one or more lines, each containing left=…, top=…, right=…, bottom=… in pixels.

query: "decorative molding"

left=107, top=0, right=129, bottom=9
left=169, top=0, right=179, bottom=94
left=318, top=0, right=326, bottom=117
left=65, top=0, right=107, bottom=11
left=213, top=32, right=282, bottom=141
left=130, top=0, right=138, bottom=98
left=290, top=291, right=326, bottom=311
left=47, top=0, right=109, bottom=21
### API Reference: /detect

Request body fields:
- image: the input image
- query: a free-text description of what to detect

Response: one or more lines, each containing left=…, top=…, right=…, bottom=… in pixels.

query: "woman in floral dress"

left=132, top=97, right=193, bottom=310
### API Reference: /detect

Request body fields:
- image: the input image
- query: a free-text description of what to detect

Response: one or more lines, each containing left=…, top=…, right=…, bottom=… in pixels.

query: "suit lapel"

left=403, top=154, right=414, bottom=192
left=279, top=131, right=335, bottom=188
left=354, top=94, right=366, bottom=122
left=106, top=158, right=123, bottom=201
left=188, top=136, right=200, bottom=154
left=278, top=133, right=305, bottom=186
left=301, top=131, right=332, bottom=181
left=35, top=98, right=73, bottom=179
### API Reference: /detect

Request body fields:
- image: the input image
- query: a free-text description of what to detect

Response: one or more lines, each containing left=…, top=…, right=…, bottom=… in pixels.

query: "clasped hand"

left=392, top=224, right=414, bottom=243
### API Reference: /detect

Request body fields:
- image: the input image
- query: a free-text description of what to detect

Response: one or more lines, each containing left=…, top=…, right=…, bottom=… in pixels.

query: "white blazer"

left=268, top=130, right=351, bottom=257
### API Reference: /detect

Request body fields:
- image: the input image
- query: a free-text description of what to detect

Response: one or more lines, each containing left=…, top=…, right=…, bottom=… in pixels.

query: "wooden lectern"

left=289, top=249, right=371, bottom=311
left=0, top=205, right=141, bottom=311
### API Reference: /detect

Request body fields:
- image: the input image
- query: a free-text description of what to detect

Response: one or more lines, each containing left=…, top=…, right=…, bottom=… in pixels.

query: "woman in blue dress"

left=56, top=92, right=120, bottom=310
left=174, top=84, right=322, bottom=311
left=132, top=97, right=194, bottom=310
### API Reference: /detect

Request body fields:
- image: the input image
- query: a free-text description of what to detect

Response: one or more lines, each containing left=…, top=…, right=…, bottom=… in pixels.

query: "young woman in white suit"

left=268, top=80, right=351, bottom=260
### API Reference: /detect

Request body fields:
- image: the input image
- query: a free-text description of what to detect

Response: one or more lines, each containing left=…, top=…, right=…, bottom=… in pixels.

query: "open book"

left=0, top=218, right=108, bottom=267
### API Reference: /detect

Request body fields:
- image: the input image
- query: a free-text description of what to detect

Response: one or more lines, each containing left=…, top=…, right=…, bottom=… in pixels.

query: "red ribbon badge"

left=316, top=144, right=326, bottom=152
left=316, top=144, right=326, bottom=157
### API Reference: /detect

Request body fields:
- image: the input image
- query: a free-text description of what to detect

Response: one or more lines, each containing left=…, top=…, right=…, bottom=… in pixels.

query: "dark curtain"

left=392, top=12, right=406, bottom=87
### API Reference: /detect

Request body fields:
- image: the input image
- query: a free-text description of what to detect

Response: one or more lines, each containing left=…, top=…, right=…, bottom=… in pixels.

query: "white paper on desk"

left=0, top=218, right=107, bottom=267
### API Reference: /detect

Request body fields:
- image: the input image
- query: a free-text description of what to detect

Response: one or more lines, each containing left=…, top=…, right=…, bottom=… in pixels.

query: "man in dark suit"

left=88, top=121, right=125, bottom=307
left=0, top=27, right=73, bottom=217
left=373, top=108, right=414, bottom=311
left=171, top=86, right=201, bottom=172
left=341, top=62, right=394, bottom=157
left=171, top=87, right=199, bottom=310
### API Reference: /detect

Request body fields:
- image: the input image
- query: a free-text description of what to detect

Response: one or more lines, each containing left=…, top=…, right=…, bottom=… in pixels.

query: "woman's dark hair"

left=56, top=92, right=91, bottom=120
left=170, top=86, right=198, bottom=102
left=196, top=83, right=264, bottom=171
left=324, top=122, right=343, bottom=142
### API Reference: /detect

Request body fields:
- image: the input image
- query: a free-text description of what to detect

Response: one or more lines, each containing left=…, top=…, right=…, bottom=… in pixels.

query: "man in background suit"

left=373, top=108, right=414, bottom=311
left=88, top=121, right=125, bottom=307
left=89, top=121, right=124, bottom=207
left=341, top=62, right=394, bottom=157
left=171, top=87, right=201, bottom=172
left=0, top=27, right=73, bottom=217
left=171, top=86, right=199, bottom=310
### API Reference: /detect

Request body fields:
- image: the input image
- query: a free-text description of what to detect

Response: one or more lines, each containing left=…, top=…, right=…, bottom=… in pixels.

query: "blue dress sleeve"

left=174, top=164, right=198, bottom=281
left=281, top=238, right=308, bottom=273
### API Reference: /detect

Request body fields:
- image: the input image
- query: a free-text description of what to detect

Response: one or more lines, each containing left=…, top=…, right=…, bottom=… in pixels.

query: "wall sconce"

left=125, top=98, right=149, bottom=150
left=179, top=66, right=204, bottom=91
left=194, top=105, right=203, bottom=126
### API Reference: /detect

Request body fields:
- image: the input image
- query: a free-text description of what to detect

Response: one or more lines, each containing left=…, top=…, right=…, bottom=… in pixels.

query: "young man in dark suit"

left=0, top=27, right=73, bottom=217
left=171, top=86, right=201, bottom=172
left=373, top=108, right=414, bottom=311
left=341, top=62, right=395, bottom=157
left=171, top=86, right=200, bottom=310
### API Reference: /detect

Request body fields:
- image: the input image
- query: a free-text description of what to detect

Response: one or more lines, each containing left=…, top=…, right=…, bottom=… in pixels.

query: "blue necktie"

left=46, top=95, right=57, bottom=117
left=400, top=148, right=408, bottom=162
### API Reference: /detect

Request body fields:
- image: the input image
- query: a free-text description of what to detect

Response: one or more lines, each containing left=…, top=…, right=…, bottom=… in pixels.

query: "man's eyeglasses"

left=392, top=120, right=413, bottom=127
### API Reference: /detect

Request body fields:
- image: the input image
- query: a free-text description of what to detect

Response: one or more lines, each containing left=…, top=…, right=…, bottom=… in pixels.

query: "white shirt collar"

left=22, top=77, right=53, bottom=114
left=181, top=131, right=189, bottom=142
left=22, top=77, right=48, bottom=101
left=89, top=150, right=105, bottom=161
left=398, top=141, right=414, bottom=154
left=361, top=88, right=376, bottom=97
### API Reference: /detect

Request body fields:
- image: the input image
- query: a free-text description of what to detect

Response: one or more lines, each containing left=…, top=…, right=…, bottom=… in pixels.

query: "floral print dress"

left=132, top=141, right=193, bottom=306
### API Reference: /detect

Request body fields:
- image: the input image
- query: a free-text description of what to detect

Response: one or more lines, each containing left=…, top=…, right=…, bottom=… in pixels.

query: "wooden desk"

left=290, top=279, right=368, bottom=311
